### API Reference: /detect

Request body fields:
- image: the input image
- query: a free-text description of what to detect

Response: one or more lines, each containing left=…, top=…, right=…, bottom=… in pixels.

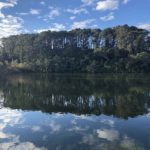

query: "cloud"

left=50, top=23, right=66, bottom=31
left=40, top=1, right=46, bottom=5
left=100, top=12, right=115, bottom=21
left=0, top=108, right=22, bottom=140
left=81, top=129, right=145, bottom=150
left=72, top=19, right=95, bottom=29
left=121, top=136, right=144, bottom=150
left=97, top=129, right=119, bottom=141
left=81, top=0, right=95, bottom=6
left=34, top=28, right=48, bottom=33
left=49, top=121, right=61, bottom=133
left=0, top=142, right=47, bottom=150
left=7, top=0, right=18, bottom=5
left=81, top=134, right=98, bottom=145
left=70, top=16, right=76, bottom=20
left=35, top=23, right=66, bottom=33
left=17, top=9, right=41, bottom=16
left=0, top=130, right=16, bottom=139
left=0, top=1, right=17, bottom=18
left=66, top=8, right=88, bottom=15
left=18, top=9, right=41, bottom=16
left=0, top=108, right=48, bottom=150
left=0, top=108, right=47, bottom=150
left=67, top=126, right=89, bottom=132
left=0, top=12, right=5, bottom=18
left=137, top=24, right=150, bottom=30
left=0, top=15, right=24, bottom=38
left=0, top=0, right=25, bottom=38
left=100, top=119, right=115, bottom=126
left=72, top=114, right=96, bottom=122
left=16, top=12, right=28, bottom=16
left=30, top=9, right=40, bottom=15
left=31, top=126, right=42, bottom=132
left=0, top=2, right=14, bottom=10
left=48, top=7, right=60, bottom=19
left=96, top=0, right=119, bottom=11
left=123, top=0, right=130, bottom=4
left=39, top=7, right=60, bottom=21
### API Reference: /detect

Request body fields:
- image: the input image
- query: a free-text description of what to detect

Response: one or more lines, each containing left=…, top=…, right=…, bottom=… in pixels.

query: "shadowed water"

left=0, top=74, right=150, bottom=150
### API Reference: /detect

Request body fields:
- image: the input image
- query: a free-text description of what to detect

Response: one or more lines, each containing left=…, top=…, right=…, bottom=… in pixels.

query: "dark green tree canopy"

left=0, top=25, right=150, bottom=73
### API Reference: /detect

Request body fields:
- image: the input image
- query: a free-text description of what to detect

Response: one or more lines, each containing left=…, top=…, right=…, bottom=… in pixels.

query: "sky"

left=0, top=0, right=150, bottom=38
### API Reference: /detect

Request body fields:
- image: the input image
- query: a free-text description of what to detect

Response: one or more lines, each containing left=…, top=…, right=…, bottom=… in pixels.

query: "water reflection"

left=0, top=74, right=150, bottom=150
left=1, top=74, right=150, bottom=118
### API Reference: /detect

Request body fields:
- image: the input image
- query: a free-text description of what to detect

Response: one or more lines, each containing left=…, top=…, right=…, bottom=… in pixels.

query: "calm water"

left=0, top=74, right=150, bottom=150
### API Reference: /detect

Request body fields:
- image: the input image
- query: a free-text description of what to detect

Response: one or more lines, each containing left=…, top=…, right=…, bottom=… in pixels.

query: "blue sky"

left=0, top=0, right=150, bottom=38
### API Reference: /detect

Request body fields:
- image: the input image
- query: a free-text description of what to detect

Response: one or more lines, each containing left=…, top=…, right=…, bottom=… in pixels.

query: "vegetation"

left=0, top=25, right=150, bottom=73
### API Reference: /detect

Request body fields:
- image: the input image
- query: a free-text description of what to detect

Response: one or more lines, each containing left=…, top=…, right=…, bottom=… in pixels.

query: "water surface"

left=0, top=74, right=150, bottom=150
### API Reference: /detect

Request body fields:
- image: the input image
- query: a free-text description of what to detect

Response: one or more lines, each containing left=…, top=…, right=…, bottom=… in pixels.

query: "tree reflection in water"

left=1, top=74, right=150, bottom=119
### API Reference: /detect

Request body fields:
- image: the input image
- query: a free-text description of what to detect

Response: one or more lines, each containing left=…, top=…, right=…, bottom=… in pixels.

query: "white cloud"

left=66, top=8, right=88, bottom=15
left=72, top=114, right=96, bottom=122
left=51, top=23, right=66, bottom=31
left=81, top=0, right=95, bottom=6
left=0, top=12, right=4, bottom=18
left=0, top=15, right=24, bottom=38
left=0, top=108, right=22, bottom=140
left=0, top=2, right=14, bottom=10
left=81, top=134, right=97, bottom=145
left=7, top=0, right=18, bottom=5
left=100, top=12, right=115, bottom=21
left=96, top=0, right=119, bottom=11
left=0, top=142, right=47, bottom=150
left=137, top=24, right=150, bottom=30
left=18, top=9, right=41, bottom=16
left=0, top=108, right=47, bottom=150
left=48, top=7, right=60, bottom=19
left=31, top=126, right=42, bottom=132
left=40, top=1, right=46, bottom=5
left=100, top=119, right=115, bottom=126
left=0, top=108, right=48, bottom=150
left=0, top=1, right=17, bottom=18
left=35, top=23, right=66, bottom=33
left=70, top=16, right=76, bottom=20
left=123, top=0, right=130, bottom=4
left=16, top=12, right=28, bottom=16
left=121, top=136, right=144, bottom=150
left=97, top=129, right=119, bottom=141
left=17, top=8, right=41, bottom=16
left=49, top=121, right=61, bottom=133
left=0, top=130, right=16, bottom=139
left=72, top=19, right=95, bottom=29
left=30, top=9, right=40, bottom=15
left=67, top=126, right=89, bottom=132
left=38, top=7, right=60, bottom=21
left=0, top=0, right=25, bottom=38
left=34, top=28, right=49, bottom=33
left=0, top=108, right=22, bottom=125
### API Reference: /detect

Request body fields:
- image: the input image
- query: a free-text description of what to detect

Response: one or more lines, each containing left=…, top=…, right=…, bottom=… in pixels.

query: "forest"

left=0, top=24, right=150, bottom=73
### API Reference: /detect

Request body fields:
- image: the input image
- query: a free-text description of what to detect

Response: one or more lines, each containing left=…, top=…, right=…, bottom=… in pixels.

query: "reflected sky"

left=0, top=108, right=150, bottom=150
left=0, top=74, right=150, bottom=150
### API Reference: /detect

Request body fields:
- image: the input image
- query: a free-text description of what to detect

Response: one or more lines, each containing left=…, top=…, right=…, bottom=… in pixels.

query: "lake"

left=0, top=74, right=150, bottom=150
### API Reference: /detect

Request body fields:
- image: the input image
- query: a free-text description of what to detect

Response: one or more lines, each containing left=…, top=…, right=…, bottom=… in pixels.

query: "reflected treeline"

left=1, top=74, right=150, bottom=119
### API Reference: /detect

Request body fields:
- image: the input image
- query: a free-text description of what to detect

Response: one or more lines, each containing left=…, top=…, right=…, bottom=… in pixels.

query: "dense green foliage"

left=0, top=25, right=150, bottom=73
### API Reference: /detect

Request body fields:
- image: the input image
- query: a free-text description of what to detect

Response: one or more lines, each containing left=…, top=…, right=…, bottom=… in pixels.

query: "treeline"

left=0, top=25, right=150, bottom=73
